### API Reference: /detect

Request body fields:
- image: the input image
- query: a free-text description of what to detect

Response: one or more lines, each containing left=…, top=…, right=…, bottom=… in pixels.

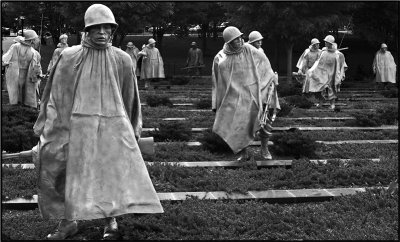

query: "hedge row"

left=346, top=105, right=398, bottom=127
left=2, top=105, right=39, bottom=153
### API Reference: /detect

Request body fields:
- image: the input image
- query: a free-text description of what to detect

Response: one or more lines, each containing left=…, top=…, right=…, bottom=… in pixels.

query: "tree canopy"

left=2, top=1, right=397, bottom=75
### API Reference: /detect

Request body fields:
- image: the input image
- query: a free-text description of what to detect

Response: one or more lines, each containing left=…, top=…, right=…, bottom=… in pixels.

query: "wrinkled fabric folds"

left=2, top=42, right=42, bottom=107
left=212, top=43, right=279, bottom=154
left=33, top=42, right=163, bottom=221
left=373, top=51, right=396, bottom=83
left=47, top=43, right=68, bottom=72
left=187, top=48, right=203, bottom=67
left=305, top=49, right=340, bottom=97
left=139, top=46, right=165, bottom=80
left=125, top=46, right=140, bottom=73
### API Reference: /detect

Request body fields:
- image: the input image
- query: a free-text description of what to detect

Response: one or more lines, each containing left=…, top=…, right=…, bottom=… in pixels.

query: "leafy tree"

left=139, top=2, right=175, bottom=54
left=222, top=2, right=349, bottom=81
left=351, top=2, right=399, bottom=49
left=171, top=2, right=226, bottom=55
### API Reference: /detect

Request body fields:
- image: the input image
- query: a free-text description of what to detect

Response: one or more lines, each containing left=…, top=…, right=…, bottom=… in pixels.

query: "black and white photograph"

left=1, top=1, right=398, bottom=240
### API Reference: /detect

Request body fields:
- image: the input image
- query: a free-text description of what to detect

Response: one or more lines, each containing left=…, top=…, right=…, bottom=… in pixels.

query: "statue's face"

left=87, top=24, right=112, bottom=45
left=60, top=38, right=68, bottom=44
left=312, top=43, right=319, bottom=50
left=252, top=40, right=262, bottom=49
left=230, top=36, right=243, bottom=49
left=325, top=41, right=332, bottom=49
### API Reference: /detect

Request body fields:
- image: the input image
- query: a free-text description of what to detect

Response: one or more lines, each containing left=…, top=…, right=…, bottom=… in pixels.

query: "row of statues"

left=1, top=3, right=397, bottom=240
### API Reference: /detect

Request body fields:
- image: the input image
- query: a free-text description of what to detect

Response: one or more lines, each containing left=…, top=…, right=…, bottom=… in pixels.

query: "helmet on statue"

left=148, top=38, right=156, bottom=45
left=23, top=30, right=38, bottom=41
left=248, top=31, right=263, bottom=44
left=323, top=35, right=335, bottom=44
left=223, top=26, right=243, bottom=44
left=310, top=38, right=320, bottom=45
left=84, top=4, right=118, bottom=31
left=59, top=34, right=68, bottom=40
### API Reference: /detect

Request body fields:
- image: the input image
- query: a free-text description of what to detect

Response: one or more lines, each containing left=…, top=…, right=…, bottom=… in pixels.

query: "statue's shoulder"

left=60, top=45, right=82, bottom=57
left=112, top=46, right=134, bottom=66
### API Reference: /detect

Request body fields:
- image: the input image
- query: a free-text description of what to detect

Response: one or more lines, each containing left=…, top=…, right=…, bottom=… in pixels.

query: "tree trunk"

left=118, top=32, right=127, bottom=48
left=112, top=33, right=117, bottom=46
left=286, top=42, right=294, bottom=82
left=201, top=23, right=208, bottom=55
left=212, top=22, right=218, bottom=40
left=156, top=27, right=164, bottom=54
left=274, top=39, right=279, bottom=73
left=50, top=30, right=60, bottom=47
left=76, top=32, right=81, bottom=45
left=152, top=26, right=156, bottom=40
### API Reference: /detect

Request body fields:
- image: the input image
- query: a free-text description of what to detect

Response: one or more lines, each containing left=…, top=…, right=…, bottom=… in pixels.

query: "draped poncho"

left=139, top=46, right=165, bottom=80
left=373, top=50, right=397, bottom=83
left=212, top=43, right=280, bottom=154
left=125, top=46, right=140, bottom=73
left=33, top=39, right=163, bottom=220
left=2, top=42, right=42, bottom=107
left=304, top=48, right=340, bottom=93
left=186, top=48, right=204, bottom=67
left=296, top=46, right=322, bottom=74
left=47, top=43, right=68, bottom=72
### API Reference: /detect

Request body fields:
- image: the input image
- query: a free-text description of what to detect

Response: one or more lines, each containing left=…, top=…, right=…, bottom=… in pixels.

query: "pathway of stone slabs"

left=141, top=102, right=350, bottom=106
left=178, top=109, right=378, bottom=112
left=165, top=97, right=395, bottom=102
left=2, top=186, right=389, bottom=209
left=142, top=126, right=398, bottom=133
left=161, top=117, right=357, bottom=121
left=2, top=158, right=382, bottom=170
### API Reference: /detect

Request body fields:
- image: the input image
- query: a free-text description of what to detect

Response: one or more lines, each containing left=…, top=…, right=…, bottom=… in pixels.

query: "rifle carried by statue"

left=260, top=72, right=278, bottom=127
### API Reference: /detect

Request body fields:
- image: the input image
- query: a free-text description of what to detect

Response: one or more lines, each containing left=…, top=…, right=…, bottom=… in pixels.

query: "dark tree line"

left=2, top=1, right=398, bottom=79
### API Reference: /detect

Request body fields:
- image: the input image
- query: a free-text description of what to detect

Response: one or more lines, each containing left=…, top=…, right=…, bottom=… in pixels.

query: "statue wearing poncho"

left=2, top=38, right=42, bottom=107
left=373, top=49, right=397, bottom=84
left=139, top=45, right=165, bottom=80
left=304, top=47, right=341, bottom=100
left=296, top=45, right=322, bottom=93
left=33, top=36, right=163, bottom=221
left=212, top=42, right=280, bottom=154
left=47, top=42, right=69, bottom=73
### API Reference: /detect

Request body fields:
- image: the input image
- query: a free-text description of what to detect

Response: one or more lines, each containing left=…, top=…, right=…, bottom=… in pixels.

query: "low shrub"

left=377, top=105, right=398, bottom=125
left=276, top=99, right=292, bottom=117
left=277, top=80, right=302, bottom=97
left=380, top=88, right=398, bottom=98
left=1, top=105, right=39, bottom=153
left=169, top=76, right=191, bottom=85
left=195, top=99, right=212, bottom=109
left=145, top=95, right=173, bottom=107
left=352, top=102, right=369, bottom=109
left=151, top=121, right=192, bottom=142
left=198, top=128, right=232, bottom=153
left=270, top=130, right=317, bottom=159
left=284, top=95, right=314, bottom=109
left=345, top=111, right=387, bottom=127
